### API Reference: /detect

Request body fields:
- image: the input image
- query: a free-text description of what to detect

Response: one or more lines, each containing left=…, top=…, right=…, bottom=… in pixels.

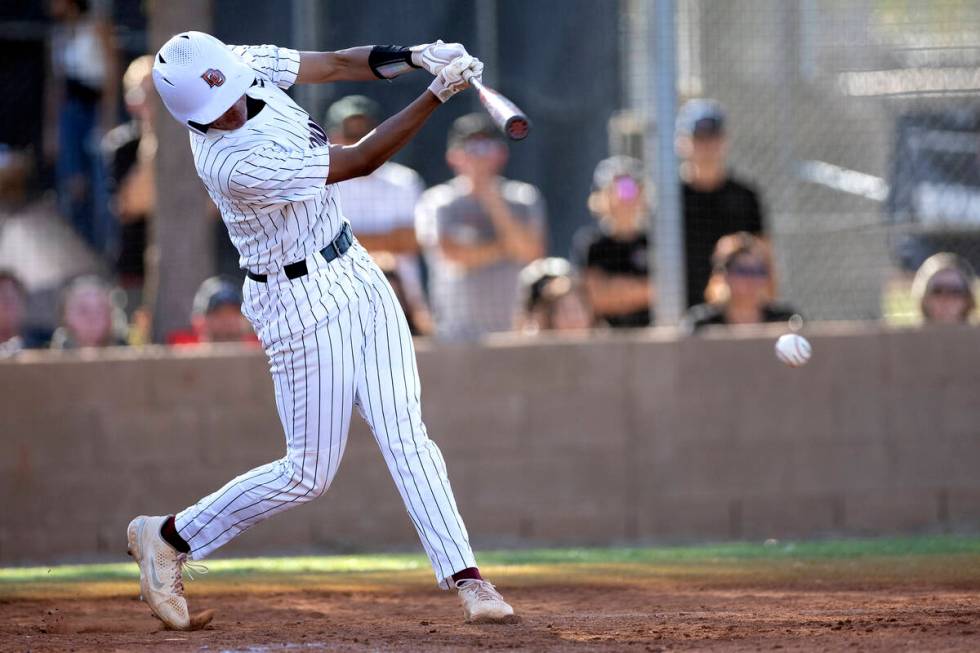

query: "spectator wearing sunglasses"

left=911, top=253, right=977, bottom=325
left=416, top=113, right=547, bottom=341
left=684, top=232, right=797, bottom=332
left=572, top=156, right=653, bottom=328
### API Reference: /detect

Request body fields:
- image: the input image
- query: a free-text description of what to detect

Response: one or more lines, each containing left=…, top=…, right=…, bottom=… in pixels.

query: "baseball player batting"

left=127, top=33, right=514, bottom=630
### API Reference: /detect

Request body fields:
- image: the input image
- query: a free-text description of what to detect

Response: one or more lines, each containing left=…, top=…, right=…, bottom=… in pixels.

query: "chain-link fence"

left=4, top=0, right=980, bottom=348
left=622, top=0, right=980, bottom=325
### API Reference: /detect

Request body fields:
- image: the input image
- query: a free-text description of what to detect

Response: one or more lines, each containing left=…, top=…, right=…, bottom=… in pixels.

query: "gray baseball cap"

left=326, top=95, right=381, bottom=130
left=592, top=155, right=644, bottom=190
left=192, top=276, right=242, bottom=316
left=676, top=99, right=726, bottom=137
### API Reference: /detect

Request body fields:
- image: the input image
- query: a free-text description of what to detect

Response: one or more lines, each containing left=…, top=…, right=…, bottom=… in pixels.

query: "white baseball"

left=775, top=333, right=812, bottom=367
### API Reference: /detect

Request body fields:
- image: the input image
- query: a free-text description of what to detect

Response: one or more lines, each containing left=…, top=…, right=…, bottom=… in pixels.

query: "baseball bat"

left=467, top=76, right=531, bottom=141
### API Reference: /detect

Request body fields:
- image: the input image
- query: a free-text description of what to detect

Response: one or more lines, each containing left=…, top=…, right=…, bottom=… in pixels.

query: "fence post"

left=650, top=0, right=684, bottom=326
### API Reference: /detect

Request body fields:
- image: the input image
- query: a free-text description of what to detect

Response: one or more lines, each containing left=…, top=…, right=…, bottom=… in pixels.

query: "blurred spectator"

left=416, top=113, right=546, bottom=341
left=518, top=258, right=594, bottom=333
left=911, top=253, right=977, bottom=326
left=50, top=275, right=127, bottom=349
left=0, top=270, right=29, bottom=356
left=45, top=0, right=118, bottom=256
left=677, top=99, right=766, bottom=309
left=572, top=156, right=652, bottom=328
left=168, top=277, right=257, bottom=345
left=102, top=54, right=155, bottom=297
left=326, top=95, right=431, bottom=334
left=684, top=232, right=797, bottom=331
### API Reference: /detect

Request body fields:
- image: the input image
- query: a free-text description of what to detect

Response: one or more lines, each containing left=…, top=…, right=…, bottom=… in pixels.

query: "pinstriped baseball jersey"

left=190, top=44, right=342, bottom=273
left=170, top=42, right=478, bottom=589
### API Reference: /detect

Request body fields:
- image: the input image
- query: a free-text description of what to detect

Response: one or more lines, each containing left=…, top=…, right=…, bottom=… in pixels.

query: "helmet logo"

left=201, top=69, right=226, bottom=88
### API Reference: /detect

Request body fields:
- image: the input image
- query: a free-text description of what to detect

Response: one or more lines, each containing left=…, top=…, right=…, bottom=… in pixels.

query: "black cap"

left=192, top=276, right=242, bottom=317
left=326, top=95, right=381, bottom=130
left=592, top=155, right=644, bottom=190
left=448, top=113, right=505, bottom=149
left=676, top=99, right=726, bottom=137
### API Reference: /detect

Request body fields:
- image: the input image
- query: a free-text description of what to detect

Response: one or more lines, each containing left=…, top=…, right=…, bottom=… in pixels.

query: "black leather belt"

left=245, top=223, right=353, bottom=283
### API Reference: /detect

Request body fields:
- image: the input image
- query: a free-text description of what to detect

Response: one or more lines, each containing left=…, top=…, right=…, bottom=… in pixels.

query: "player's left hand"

left=428, top=55, right=482, bottom=103
left=411, top=40, right=470, bottom=76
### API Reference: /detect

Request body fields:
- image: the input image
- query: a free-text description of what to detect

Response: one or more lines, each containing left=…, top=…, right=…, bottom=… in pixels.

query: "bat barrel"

left=504, top=116, right=530, bottom=141
left=467, top=76, right=531, bottom=141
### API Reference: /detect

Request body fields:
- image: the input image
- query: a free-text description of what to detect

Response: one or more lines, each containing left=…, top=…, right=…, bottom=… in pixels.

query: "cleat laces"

left=172, top=553, right=209, bottom=595
left=458, top=579, right=503, bottom=602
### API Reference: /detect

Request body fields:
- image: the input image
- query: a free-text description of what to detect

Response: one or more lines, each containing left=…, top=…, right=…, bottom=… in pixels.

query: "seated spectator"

left=518, top=258, right=595, bottom=333
left=572, top=156, right=652, bottom=328
left=0, top=270, right=28, bottom=356
left=416, top=113, right=546, bottom=341
left=684, top=232, right=797, bottom=332
left=50, top=275, right=127, bottom=349
left=372, top=252, right=433, bottom=336
left=677, top=99, right=767, bottom=309
left=911, top=253, right=977, bottom=325
left=168, top=277, right=258, bottom=345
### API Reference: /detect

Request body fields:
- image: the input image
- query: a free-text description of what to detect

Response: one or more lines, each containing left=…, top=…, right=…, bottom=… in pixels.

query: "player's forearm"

left=327, top=92, right=440, bottom=183
left=297, top=48, right=378, bottom=83
left=586, top=274, right=652, bottom=314
left=477, top=193, right=543, bottom=263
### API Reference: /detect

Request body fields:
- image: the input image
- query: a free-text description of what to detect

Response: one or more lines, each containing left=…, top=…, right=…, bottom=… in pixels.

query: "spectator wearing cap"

left=168, top=276, right=257, bottom=345
left=911, top=253, right=977, bottom=325
left=0, top=270, right=29, bottom=356
left=416, top=113, right=546, bottom=341
left=518, top=258, right=595, bottom=333
left=326, top=95, right=431, bottom=334
left=683, top=232, right=797, bottom=332
left=50, top=275, right=128, bottom=349
left=571, top=156, right=653, bottom=328
left=677, top=99, right=767, bottom=310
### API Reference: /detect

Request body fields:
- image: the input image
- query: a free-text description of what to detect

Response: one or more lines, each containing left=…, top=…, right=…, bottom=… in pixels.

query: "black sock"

left=452, top=567, right=483, bottom=584
left=160, top=515, right=190, bottom=554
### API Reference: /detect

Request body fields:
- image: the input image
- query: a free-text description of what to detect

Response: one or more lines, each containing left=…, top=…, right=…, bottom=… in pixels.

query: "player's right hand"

left=411, top=40, right=470, bottom=76
left=428, top=55, right=482, bottom=103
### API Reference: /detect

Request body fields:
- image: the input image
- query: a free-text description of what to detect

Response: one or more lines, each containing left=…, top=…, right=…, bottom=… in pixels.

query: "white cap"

left=152, top=31, right=254, bottom=131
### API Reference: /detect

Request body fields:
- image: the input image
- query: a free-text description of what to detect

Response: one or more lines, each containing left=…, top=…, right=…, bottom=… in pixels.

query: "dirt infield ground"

left=2, top=539, right=980, bottom=652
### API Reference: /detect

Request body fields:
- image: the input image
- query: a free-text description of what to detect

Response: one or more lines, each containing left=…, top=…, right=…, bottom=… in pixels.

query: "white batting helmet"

left=152, top=31, right=254, bottom=130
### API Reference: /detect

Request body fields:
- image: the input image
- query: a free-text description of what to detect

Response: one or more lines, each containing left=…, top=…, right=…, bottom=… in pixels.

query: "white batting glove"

left=411, top=40, right=469, bottom=76
left=428, top=55, right=481, bottom=103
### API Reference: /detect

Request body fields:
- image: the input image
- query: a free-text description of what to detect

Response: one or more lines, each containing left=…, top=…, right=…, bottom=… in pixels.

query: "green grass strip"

left=2, top=535, right=978, bottom=585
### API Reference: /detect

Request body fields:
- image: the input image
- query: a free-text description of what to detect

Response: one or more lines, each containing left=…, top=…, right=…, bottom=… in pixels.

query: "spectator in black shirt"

left=677, top=99, right=766, bottom=309
left=684, top=232, right=797, bottom=332
left=102, top=55, right=154, bottom=293
left=572, top=156, right=652, bottom=327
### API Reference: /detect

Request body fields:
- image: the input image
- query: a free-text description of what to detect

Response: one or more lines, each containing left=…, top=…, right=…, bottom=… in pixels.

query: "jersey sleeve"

left=228, top=44, right=301, bottom=90
left=227, top=144, right=329, bottom=205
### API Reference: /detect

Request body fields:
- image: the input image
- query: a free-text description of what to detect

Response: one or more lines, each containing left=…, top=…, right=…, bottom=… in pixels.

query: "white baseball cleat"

left=126, top=515, right=197, bottom=630
left=456, top=579, right=515, bottom=623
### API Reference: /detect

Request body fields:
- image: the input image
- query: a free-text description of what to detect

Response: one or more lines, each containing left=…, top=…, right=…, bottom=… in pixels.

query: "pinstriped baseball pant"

left=174, top=241, right=476, bottom=588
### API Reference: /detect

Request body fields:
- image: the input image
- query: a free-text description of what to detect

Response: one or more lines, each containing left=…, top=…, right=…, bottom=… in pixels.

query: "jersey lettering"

left=308, top=118, right=328, bottom=147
